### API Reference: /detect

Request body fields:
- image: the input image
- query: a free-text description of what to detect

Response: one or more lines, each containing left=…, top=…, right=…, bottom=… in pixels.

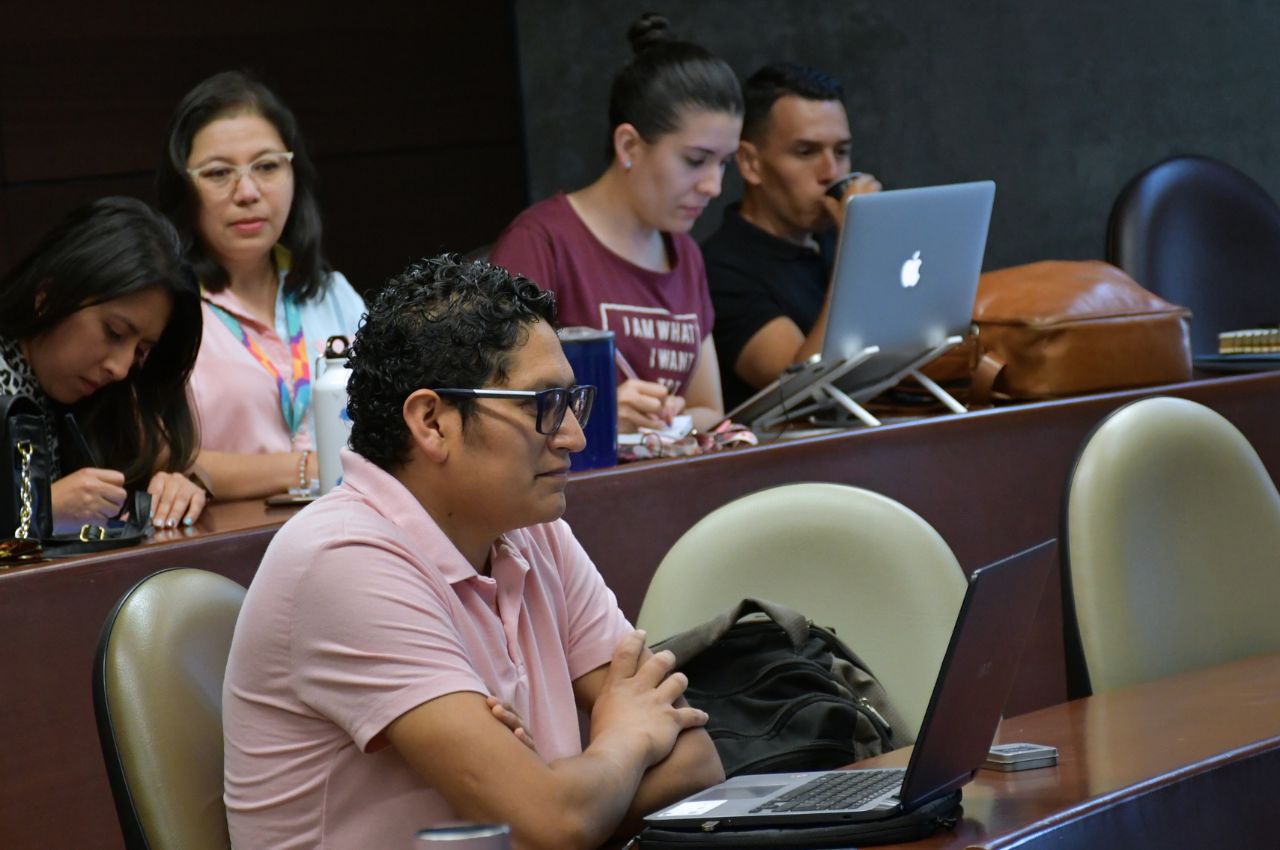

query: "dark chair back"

left=1106, top=155, right=1280, bottom=356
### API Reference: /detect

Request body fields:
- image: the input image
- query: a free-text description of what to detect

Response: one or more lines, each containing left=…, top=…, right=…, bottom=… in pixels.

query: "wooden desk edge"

left=979, top=732, right=1280, bottom=850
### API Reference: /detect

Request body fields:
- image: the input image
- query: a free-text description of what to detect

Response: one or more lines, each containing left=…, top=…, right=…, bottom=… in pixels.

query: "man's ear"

left=403, top=390, right=451, bottom=463
left=736, top=139, right=764, bottom=187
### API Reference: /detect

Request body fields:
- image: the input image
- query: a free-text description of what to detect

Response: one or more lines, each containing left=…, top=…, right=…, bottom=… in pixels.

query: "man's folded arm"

left=385, top=690, right=644, bottom=850
left=572, top=659, right=726, bottom=839
left=384, top=632, right=716, bottom=850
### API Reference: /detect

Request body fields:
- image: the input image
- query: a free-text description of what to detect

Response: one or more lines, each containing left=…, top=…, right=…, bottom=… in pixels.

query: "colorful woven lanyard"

left=206, top=292, right=312, bottom=442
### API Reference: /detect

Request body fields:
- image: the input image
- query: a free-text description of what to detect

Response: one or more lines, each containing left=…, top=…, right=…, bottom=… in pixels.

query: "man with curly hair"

left=222, top=255, right=723, bottom=850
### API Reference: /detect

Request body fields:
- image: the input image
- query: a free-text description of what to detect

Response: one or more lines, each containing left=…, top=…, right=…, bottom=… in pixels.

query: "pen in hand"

left=64, top=412, right=102, bottom=468
left=64, top=412, right=133, bottom=524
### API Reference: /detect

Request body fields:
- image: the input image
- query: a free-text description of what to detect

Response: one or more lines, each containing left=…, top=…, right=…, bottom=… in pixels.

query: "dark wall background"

left=0, top=3, right=527, bottom=293
left=513, top=0, right=1280, bottom=271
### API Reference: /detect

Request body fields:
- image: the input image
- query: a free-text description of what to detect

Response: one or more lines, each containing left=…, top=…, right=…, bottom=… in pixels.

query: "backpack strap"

left=654, top=598, right=812, bottom=665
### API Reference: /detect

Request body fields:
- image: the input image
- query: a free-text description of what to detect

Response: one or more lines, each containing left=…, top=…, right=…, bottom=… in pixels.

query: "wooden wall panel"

left=320, top=143, right=528, bottom=289
left=0, top=175, right=156, bottom=271
left=0, top=2, right=526, bottom=292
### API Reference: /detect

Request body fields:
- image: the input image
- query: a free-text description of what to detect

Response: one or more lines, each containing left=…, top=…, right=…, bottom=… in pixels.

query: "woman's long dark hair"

left=156, top=69, right=330, bottom=301
left=0, top=197, right=202, bottom=486
left=604, top=13, right=743, bottom=160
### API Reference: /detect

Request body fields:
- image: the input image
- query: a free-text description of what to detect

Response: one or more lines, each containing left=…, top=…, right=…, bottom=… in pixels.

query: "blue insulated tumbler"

left=557, top=327, right=618, bottom=471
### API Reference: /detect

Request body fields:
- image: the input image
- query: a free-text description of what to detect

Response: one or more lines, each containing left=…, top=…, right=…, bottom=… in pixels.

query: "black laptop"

left=644, top=539, right=1054, bottom=829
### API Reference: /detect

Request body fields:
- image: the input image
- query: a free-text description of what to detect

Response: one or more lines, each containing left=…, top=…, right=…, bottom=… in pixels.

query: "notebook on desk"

left=644, top=538, right=1054, bottom=830
left=724, top=181, right=995, bottom=429
left=1192, top=353, right=1280, bottom=373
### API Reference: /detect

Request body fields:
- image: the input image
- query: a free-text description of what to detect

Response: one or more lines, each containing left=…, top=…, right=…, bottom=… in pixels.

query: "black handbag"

left=1, top=394, right=149, bottom=564
left=1, top=395, right=53, bottom=562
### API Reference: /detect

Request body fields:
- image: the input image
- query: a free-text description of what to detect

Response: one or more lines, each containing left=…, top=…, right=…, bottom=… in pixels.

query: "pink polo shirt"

left=223, top=449, right=630, bottom=850
left=191, top=266, right=364, bottom=453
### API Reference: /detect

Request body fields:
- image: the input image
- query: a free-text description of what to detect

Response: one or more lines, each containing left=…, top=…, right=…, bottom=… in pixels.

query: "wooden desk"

left=0, top=499, right=298, bottom=850
left=864, top=652, right=1280, bottom=849
left=567, top=371, right=1280, bottom=717
left=0, top=372, right=1276, bottom=849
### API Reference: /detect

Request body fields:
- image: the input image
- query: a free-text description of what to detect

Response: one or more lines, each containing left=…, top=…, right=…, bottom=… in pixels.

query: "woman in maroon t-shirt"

left=492, top=14, right=742, bottom=433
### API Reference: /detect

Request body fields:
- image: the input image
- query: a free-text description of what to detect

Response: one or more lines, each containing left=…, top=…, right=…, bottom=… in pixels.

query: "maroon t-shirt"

left=490, top=193, right=714, bottom=397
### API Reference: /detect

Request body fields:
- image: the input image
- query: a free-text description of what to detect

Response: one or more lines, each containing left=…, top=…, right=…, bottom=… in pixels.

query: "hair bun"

left=627, top=12, right=675, bottom=54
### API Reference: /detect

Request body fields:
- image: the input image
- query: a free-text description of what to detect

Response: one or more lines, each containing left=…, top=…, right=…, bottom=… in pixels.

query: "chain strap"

left=14, top=440, right=33, bottom=539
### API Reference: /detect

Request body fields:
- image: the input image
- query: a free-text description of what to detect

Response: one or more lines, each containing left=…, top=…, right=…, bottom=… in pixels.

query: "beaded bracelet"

left=298, top=449, right=311, bottom=493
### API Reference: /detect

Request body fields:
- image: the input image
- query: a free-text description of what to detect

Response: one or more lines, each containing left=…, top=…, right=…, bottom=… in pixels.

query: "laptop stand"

left=750, top=335, right=966, bottom=431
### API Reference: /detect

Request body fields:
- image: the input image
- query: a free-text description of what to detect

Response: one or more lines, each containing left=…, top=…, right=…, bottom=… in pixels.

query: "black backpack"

left=653, top=598, right=908, bottom=778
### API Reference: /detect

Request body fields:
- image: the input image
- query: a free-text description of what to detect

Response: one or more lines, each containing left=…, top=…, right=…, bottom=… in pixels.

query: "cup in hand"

left=824, top=171, right=864, bottom=200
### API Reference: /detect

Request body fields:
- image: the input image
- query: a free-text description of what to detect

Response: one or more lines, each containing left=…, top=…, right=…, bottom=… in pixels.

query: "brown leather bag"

left=925, top=260, right=1192, bottom=403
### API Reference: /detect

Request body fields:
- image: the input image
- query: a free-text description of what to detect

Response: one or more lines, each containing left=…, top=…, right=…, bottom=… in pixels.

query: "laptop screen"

left=898, top=539, right=1055, bottom=807
left=823, top=181, right=996, bottom=388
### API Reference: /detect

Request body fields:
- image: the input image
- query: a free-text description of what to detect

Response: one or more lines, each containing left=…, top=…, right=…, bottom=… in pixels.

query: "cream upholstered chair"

left=636, top=482, right=968, bottom=741
left=1063, top=396, right=1280, bottom=694
left=94, top=568, right=245, bottom=850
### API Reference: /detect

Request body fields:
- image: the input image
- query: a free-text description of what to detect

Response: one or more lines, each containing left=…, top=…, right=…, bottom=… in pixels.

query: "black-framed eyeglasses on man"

left=432, top=385, right=596, bottom=436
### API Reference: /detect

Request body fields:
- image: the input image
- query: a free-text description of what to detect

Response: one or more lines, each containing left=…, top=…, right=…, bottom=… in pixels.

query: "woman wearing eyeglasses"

left=157, top=71, right=365, bottom=501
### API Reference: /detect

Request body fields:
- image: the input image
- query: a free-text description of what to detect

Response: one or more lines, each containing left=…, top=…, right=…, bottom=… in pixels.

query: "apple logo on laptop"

left=900, top=251, right=923, bottom=288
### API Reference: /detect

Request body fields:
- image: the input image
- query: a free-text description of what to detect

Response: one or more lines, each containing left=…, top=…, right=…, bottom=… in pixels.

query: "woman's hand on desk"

left=51, top=467, right=127, bottom=525
left=618, top=379, right=680, bottom=432
left=147, top=470, right=208, bottom=528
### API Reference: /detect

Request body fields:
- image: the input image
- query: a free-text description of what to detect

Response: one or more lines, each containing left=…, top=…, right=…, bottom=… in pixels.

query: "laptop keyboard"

left=749, top=769, right=905, bottom=813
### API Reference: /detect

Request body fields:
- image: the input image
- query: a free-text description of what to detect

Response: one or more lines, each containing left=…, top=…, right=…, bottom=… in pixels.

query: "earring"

left=624, top=160, right=633, bottom=172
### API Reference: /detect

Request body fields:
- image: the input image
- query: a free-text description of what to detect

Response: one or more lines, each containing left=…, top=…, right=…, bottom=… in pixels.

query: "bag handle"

left=968, top=352, right=1006, bottom=407
left=654, top=597, right=813, bottom=666
left=2, top=394, right=53, bottom=541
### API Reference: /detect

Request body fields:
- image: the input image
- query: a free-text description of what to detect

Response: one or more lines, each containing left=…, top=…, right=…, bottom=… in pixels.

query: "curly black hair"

left=347, top=255, right=557, bottom=470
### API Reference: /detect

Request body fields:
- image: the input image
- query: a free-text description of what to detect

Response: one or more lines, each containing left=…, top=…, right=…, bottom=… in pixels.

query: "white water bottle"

left=313, top=335, right=353, bottom=495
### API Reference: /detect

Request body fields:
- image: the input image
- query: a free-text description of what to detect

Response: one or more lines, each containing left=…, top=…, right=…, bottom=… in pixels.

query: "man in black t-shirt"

left=703, top=63, right=881, bottom=410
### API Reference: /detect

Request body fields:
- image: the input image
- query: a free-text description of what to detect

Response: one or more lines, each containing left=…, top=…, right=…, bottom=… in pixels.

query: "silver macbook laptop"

left=644, top=538, right=1053, bottom=830
left=725, top=181, right=996, bottom=428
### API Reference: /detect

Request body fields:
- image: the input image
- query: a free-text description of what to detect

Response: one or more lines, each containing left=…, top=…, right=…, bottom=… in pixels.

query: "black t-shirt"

left=702, top=203, right=837, bottom=410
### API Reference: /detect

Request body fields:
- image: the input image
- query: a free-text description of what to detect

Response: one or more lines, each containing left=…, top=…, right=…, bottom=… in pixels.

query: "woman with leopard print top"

left=0, top=197, right=207, bottom=529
